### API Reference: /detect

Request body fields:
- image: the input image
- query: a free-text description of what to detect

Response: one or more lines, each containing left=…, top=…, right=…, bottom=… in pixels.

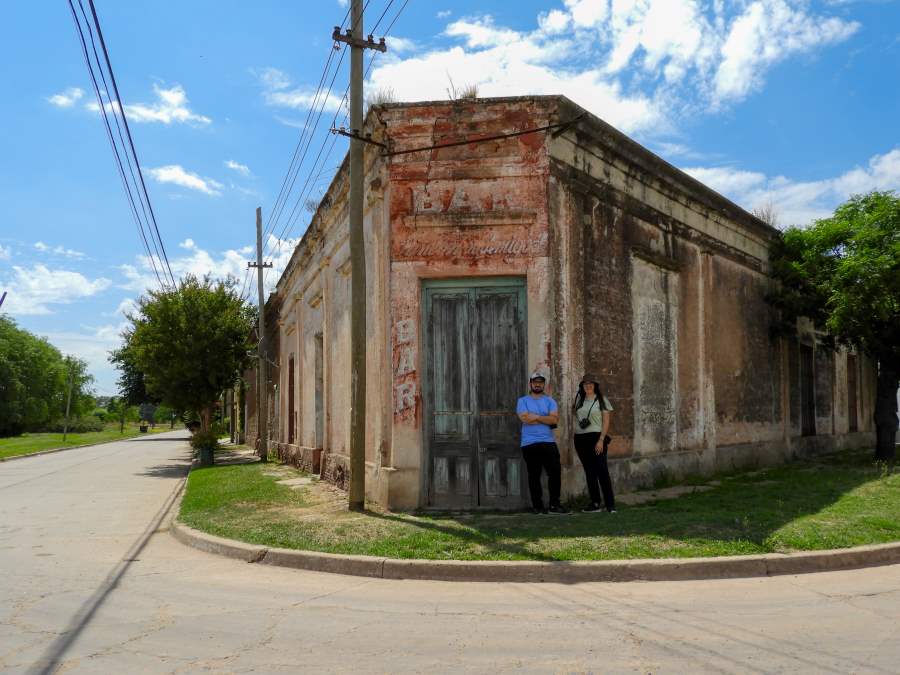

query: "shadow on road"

left=26, top=476, right=186, bottom=675
left=136, top=462, right=190, bottom=479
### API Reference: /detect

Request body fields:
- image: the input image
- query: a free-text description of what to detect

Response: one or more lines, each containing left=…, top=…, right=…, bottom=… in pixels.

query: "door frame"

left=421, top=276, right=528, bottom=508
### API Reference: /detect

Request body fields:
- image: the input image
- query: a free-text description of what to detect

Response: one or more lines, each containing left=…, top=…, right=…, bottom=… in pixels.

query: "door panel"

left=474, top=289, right=528, bottom=508
left=425, top=280, right=527, bottom=509
left=426, top=291, right=476, bottom=508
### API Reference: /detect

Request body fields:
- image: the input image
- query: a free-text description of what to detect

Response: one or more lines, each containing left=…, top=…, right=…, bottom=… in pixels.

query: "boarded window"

left=847, top=354, right=858, bottom=433
left=631, top=257, right=679, bottom=454
left=314, top=335, right=324, bottom=448
left=287, top=356, right=296, bottom=444
left=800, top=344, right=815, bottom=436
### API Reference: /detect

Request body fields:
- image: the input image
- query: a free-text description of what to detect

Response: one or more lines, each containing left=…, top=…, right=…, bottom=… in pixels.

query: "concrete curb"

left=169, top=519, right=900, bottom=583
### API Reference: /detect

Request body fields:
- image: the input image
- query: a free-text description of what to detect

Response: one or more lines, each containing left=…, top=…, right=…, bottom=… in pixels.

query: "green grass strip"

left=179, top=448, right=900, bottom=562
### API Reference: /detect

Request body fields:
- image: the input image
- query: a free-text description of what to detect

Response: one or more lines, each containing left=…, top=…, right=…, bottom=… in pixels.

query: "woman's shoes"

left=581, top=503, right=603, bottom=513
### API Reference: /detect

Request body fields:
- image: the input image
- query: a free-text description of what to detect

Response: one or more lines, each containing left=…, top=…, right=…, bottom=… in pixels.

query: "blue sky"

left=1, top=0, right=898, bottom=395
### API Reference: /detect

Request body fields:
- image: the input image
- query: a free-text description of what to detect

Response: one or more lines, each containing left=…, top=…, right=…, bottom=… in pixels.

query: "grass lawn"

left=179, top=447, right=900, bottom=561
left=0, top=423, right=173, bottom=460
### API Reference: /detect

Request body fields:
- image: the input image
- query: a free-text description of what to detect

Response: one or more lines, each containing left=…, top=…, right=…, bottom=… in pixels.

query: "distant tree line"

left=0, top=316, right=94, bottom=437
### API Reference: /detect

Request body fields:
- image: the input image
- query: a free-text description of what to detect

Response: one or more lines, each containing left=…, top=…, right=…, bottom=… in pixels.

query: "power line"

left=383, top=114, right=587, bottom=157
left=67, top=0, right=164, bottom=288
left=75, top=0, right=170, bottom=285
left=85, top=0, right=176, bottom=287
left=261, top=0, right=374, bottom=247
left=263, top=44, right=340, bottom=242
left=370, top=0, right=395, bottom=33
left=266, top=0, right=409, bottom=288
left=264, top=46, right=347, bottom=245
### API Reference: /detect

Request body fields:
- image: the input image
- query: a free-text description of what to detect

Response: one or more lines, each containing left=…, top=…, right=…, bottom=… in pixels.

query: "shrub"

left=189, top=430, right=219, bottom=452
left=44, top=417, right=104, bottom=433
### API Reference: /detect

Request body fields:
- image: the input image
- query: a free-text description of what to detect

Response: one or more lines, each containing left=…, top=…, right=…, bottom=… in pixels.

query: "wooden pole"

left=62, top=360, right=75, bottom=443
left=348, top=0, right=367, bottom=511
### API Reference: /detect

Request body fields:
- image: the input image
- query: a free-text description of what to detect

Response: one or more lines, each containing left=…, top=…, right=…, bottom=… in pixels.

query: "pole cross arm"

left=247, top=262, right=274, bottom=268
left=332, top=26, right=387, bottom=52
left=332, top=126, right=387, bottom=149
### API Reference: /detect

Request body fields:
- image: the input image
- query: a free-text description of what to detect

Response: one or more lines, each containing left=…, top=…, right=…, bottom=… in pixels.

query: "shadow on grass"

left=362, top=449, right=895, bottom=558
left=364, top=510, right=562, bottom=562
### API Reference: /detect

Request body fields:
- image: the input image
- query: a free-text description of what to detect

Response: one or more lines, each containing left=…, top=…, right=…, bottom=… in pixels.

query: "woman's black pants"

left=574, top=432, right=615, bottom=510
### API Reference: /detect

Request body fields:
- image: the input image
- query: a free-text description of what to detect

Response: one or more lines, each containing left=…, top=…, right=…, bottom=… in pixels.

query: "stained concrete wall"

left=547, top=95, right=876, bottom=495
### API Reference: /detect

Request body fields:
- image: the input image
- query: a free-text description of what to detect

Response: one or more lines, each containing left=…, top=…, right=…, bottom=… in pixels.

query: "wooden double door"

left=423, top=279, right=528, bottom=509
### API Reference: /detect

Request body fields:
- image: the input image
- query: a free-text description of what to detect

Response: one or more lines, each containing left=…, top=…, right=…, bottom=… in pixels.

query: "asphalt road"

left=1, top=431, right=899, bottom=674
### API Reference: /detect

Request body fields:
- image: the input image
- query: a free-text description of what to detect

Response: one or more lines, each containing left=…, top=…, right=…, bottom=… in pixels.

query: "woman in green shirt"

left=572, top=374, right=616, bottom=513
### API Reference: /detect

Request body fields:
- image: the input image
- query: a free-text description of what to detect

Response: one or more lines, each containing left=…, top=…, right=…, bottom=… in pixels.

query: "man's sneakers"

left=547, top=504, right=570, bottom=515
left=581, top=502, right=603, bottom=513
left=530, top=506, right=548, bottom=515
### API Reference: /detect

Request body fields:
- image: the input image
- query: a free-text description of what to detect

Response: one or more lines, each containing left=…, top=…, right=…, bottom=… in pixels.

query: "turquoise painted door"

left=424, top=279, right=528, bottom=509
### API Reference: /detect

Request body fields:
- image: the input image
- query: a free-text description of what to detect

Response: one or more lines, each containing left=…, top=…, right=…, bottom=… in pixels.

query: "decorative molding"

left=308, top=291, right=324, bottom=308
left=631, top=245, right=681, bottom=272
left=402, top=210, right=536, bottom=229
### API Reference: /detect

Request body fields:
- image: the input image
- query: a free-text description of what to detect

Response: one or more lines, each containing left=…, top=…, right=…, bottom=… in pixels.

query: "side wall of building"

left=547, top=99, right=876, bottom=495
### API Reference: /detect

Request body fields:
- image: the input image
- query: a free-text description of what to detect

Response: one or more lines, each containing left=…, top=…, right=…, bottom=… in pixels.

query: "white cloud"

left=368, top=42, right=661, bottom=135
left=0, top=265, right=111, bottom=316
left=42, top=323, right=128, bottom=396
left=33, top=241, right=86, bottom=259
left=0, top=245, right=10, bottom=261
left=388, top=36, right=417, bottom=53
left=360, top=2, right=858, bottom=134
left=86, top=83, right=211, bottom=125
left=437, top=10, right=452, bottom=19
left=255, top=67, right=346, bottom=112
left=684, top=148, right=900, bottom=226
left=119, top=234, right=300, bottom=299
left=225, top=159, right=251, bottom=176
left=445, top=17, right=521, bottom=48
left=538, top=10, right=571, bottom=35
left=713, top=1, right=860, bottom=104
left=48, top=87, right=84, bottom=108
left=146, top=165, right=223, bottom=196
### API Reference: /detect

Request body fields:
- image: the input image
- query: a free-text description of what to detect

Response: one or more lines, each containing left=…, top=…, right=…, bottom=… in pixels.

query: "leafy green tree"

left=0, top=316, right=94, bottom=436
left=768, top=191, right=900, bottom=460
left=117, top=275, right=254, bottom=461
left=109, top=342, right=155, bottom=406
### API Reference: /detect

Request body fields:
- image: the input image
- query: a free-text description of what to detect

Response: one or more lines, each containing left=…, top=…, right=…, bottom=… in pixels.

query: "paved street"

left=1, top=432, right=899, bottom=674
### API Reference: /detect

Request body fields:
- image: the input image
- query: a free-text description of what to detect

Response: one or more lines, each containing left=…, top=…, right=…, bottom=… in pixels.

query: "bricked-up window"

left=314, top=334, right=324, bottom=448
left=288, top=356, right=295, bottom=444
left=800, top=344, right=816, bottom=436
left=847, top=354, right=858, bottom=432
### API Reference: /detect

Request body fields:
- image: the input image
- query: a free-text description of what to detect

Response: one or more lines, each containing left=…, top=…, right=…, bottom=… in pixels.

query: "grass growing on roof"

left=178, top=447, right=900, bottom=561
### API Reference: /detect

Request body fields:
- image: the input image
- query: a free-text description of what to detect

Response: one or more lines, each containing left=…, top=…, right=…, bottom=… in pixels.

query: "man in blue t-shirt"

left=516, top=372, right=569, bottom=514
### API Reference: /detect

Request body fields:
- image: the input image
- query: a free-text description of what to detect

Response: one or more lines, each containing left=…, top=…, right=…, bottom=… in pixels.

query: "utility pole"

left=62, top=359, right=75, bottom=443
left=248, top=206, right=272, bottom=462
left=333, top=1, right=386, bottom=511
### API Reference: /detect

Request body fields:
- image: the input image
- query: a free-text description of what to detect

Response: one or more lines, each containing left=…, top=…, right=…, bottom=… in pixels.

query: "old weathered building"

left=265, top=95, right=875, bottom=510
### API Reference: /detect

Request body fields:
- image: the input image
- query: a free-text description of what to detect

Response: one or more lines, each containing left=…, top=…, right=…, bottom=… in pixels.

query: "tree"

left=109, top=342, right=154, bottom=406
left=0, top=316, right=94, bottom=436
left=768, top=191, right=900, bottom=460
left=117, top=275, right=255, bottom=461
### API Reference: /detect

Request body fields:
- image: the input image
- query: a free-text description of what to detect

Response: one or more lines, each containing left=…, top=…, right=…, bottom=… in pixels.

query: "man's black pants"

left=574, top=432, right=615, bottom=510
left=521, top=442, right=561, bottom=509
